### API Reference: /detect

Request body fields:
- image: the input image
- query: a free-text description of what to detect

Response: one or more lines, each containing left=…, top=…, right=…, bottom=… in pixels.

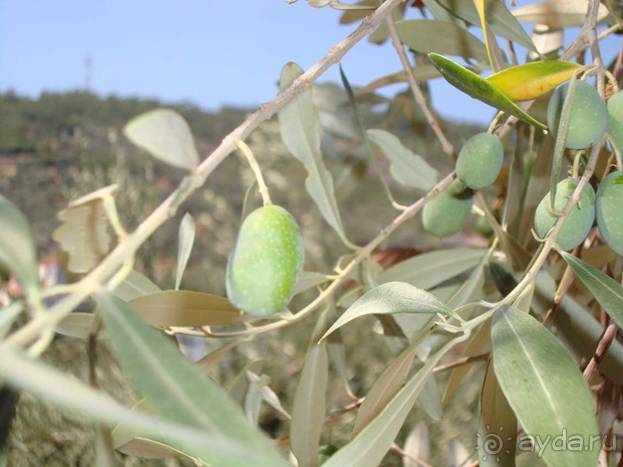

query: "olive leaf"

left=96, top=291, right=289, bottom=467
left=0, top=303, right=22, bottom=340
left=322, top=282, right=452, bottom=340
left=323, top=334, right=468, bottom=467
left=487, top=60, right=581, bottom=101
left=128, top=290, right=243, bottom=328
left=559, top=251, right=623, bottom=329
left=53, top=187, right=116, bottom=274
left=366, top=129, right=438, bottom=190
left=113, top=269, right=161, bottom=302
left=512, top=0, right=609, bottom=28
left=492, top=305, right=599, bottom=467
left=291, top=343, right=328, bottom=467
left=395, top=19, right=489, bottom=63
left=428, top=53, right=547, bottom=129
left=478, top=359, right=516, bottom=467
left=403, top=422, right=430, bottom=467
left=422, top=0, right=536, bottom=51
left=124, top=109, right=199, bottom=171
left=175, top=213, right=196, bottom=290
left=0, top=347, right=269, bottom=466
left=278, top=62, right=352, bottom=247
left=0, top=195, right=38, bottom=293
left=379, top=248, right=486, bottom=289
left=356, top=65, right=441, bottom=95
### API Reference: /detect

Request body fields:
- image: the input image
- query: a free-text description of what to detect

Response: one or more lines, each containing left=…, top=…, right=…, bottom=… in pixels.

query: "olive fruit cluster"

left=423, top=132, right=503, bottom=238
left=227, top=205, right=304, bottom=315
left=531, top=90, right=623, bottom=251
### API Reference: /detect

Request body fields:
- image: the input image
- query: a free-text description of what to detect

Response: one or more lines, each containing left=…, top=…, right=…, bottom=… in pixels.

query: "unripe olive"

left=607, top=91, right=623, bottom=155
left=422, top=179, right=473, bottom=238
left=547, top=80, right=607, bottom=149
left=226, top=205, right=304, bottom=315
left=596, top=170, right=623, bottom=255
left=534, top=178, right=595, bottom=250
left=456, top=133, right=504, bottom=189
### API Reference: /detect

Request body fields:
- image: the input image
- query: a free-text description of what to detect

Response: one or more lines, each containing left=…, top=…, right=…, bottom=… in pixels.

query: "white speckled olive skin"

left=422, top=179, right=473, bottom=238
left=547, top=80, right=607, bottom=150
left=534, top=178, right=595, bottom=250
left=596, top=171, right=623, bottom=255
left=607, top=91, right=623, bottom=155
left=456, top=133, right=504, bottom=190
left=226, top=205, right=304, bottom=316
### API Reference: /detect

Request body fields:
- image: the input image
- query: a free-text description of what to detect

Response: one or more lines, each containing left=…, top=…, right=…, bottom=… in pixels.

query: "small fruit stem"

left=237, top=140, right=272, bottom=206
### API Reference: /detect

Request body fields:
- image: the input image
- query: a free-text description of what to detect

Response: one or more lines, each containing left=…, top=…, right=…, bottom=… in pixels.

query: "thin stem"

left=237, top=140, right=272, bottom=206
left=583, top=321, right=619, bottom=381
left=384, top=15, right=456, bottom=159
left=2, top=0, right=405, bottom=350
left=432, top=352, right=489, bottom=374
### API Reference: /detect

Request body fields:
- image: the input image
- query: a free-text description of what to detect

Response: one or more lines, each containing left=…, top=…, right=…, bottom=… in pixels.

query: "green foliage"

left=422, top=179, right=473, bottom=237
left=534, top=178, right=595, bottom=250
left=226, top=205, right=304, bottom=315
left=492, top=306, right=599, bottom=467
left=456, top=132, right=503, bottom=189
left=547, top=80, right=608, bottom=149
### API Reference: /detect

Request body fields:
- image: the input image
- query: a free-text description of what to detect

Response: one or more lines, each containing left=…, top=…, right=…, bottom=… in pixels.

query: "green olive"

left=596, top=170, right=623, bottom=255
left=547, top=80, right=607, bottom=149
left=456, top=132, right=504, bottom=189
left=226, top=205, right=304, bottom=315
left=607, top=90, right=623, bottom=156
left=534, top=178, right=595, bottom=250
left=422, top=179, right=473, bottom=238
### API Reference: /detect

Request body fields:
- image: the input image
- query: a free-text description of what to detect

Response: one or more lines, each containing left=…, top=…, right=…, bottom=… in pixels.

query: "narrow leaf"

left=422, top=0, right=536, bottom=51
left=175, top=213, right=195, bottom=290
left=396, top=19, right=489, bottom=63
left=113, top=270, right=160, bottom=302
left=353, top=342, right=419, bottom=435
left=278, top=62, right=351, bottom=247
left=322, top=282, right=451, bottom=339
left=128, top=290, right=243, bottom=327
left=323, top=334, right=468, bottom=467
left=96, top=291, right=288, bottom=466
left=559, top=251, right=623, bottom=330
left=0, top=195, right=38, bottom=293
left=124, top=109, right=199, bottom=170
left=291, top=343, right=328, bottom=467
left=492, top=306, right=599, bottom=467
left=478, top=359, right=516, bottom=467
left=379, top=248, right=485, bottom=289
left=487, top=61, right=580, bottom=101
left=0, top=347, right=274, bottom=467
left=403, top=422, right=430, bottom=467
left=428, top=53, right=547, bottom=129
left=512, top=0, right=609, bottom=28
left=0, top=303, right=22, bottom=340
left=366, top=129, right=438, bottom=190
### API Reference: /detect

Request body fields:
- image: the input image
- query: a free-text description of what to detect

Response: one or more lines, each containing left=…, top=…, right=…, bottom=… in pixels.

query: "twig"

left=432, top=352, right=489, bottom=374
left=384, top=15, right=456, bottom=159
left=583, top=322, right=619, bottom=381
left=237, top=140, right=272, bottom=206
left=2, top=0, right=405, bottom=350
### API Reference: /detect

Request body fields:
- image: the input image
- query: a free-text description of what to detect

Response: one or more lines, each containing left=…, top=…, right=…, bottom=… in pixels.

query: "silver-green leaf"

left=175, top=213, right=196, bottom=290
left=0, top=195, right=38, bottom=294
left=322, top=282, right=451, bottom=340
left=492, top=306, right=599, bottom=467
left=96, top=291, right=288, bottom=467
left=278, top=62, right=351, bottom=247
left=124, top=109, right=199, bottom=171
left=559, top=250, right=623, bottom=330
left=367, top=129, right=438, bottom=190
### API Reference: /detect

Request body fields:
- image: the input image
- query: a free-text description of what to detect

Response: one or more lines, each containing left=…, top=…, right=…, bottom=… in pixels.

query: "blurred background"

left=1, top=1, right=621, bottom=466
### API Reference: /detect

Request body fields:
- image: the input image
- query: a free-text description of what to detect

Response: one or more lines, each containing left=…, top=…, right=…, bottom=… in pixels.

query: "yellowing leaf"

left=428, top=53, right=547, bottom=129
left=486, top=60, right=581, bottom=101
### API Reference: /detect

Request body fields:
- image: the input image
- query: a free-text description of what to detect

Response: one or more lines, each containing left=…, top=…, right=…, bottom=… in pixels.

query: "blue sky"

left=0, top=1, right=620, bottom=124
